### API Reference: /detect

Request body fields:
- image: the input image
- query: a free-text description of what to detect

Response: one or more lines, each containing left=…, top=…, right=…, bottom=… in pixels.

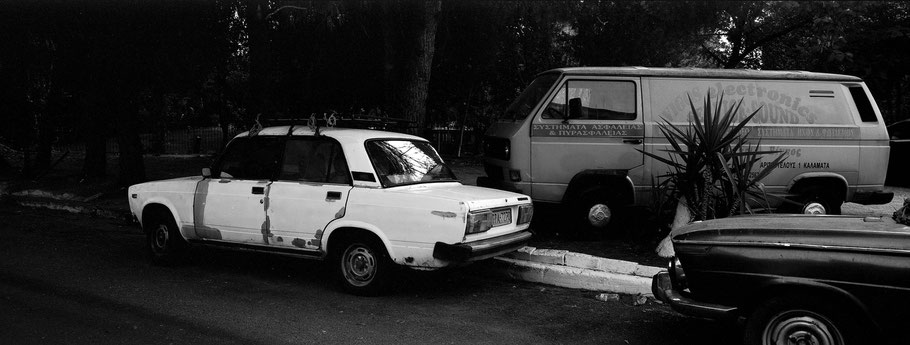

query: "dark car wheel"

left=744, top=295, right=854, bottom=345
left=145, top=211, right=188, bottom=266
left=334, top=237, right=393, bottom=296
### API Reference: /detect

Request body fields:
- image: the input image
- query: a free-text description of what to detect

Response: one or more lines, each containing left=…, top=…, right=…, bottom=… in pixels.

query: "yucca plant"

left=643, top=92, right=786, bottom=223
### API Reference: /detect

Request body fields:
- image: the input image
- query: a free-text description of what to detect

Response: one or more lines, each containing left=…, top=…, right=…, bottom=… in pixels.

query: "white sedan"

left=128, top=125, right=533, bottom=295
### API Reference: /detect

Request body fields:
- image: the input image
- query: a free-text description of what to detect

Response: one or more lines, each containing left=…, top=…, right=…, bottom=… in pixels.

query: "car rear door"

left=266, top=137, right=353, bottom=252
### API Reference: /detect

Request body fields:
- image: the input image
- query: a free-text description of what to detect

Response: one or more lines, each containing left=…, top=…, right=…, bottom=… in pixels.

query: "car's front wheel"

left=744, top=295, right=854, bottom=345
left=334, top=237, right=393, bottom=296
left=144, top=210, right=188, bottom=265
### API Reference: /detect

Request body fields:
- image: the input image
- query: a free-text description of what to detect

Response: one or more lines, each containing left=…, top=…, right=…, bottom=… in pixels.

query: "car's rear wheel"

left=145, top=210, right=188, bottom=265
left=744, top=295, right=854, bottom=345
left=334, top=236, right=393, bottom=296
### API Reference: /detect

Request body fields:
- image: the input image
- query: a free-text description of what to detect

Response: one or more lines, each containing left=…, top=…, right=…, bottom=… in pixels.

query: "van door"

left=529, top=77, right=645, bottom=203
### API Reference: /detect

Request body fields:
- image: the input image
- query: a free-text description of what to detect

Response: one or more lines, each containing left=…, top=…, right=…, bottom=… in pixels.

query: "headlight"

left=517, top=204, right=533, bottom=225
left=670, top=257, right=688, bottom=291
left=466, top=210, right=493, bottom=234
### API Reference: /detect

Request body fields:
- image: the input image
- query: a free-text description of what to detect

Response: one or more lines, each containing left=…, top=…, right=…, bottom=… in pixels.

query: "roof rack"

left=267, top=112, right=415, bottom=131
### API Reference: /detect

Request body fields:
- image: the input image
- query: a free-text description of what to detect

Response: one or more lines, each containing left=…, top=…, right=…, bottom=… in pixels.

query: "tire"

left=144, top=211, right=188, bottom=266
left=574, top=187, right=619, bottom=234
left=333, top=237, right=393, bottom=296
left=798, top=189, right=842, bottom=215
left=744, top=295, right=855, bottom=345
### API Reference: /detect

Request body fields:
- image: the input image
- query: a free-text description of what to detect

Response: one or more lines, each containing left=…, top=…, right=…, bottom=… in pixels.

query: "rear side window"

left=279, top=139, right=351, bottom=184
left=216, top=137, right=283, bottom=180
left=848, top=86, right=878, bottom=123
left=543, top=80, right=637, bottom=120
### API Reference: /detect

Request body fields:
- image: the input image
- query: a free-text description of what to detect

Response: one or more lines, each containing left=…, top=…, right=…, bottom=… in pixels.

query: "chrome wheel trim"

left=802, top=202, right=827, bottom=215
left=763, top=310, right=843, bottom=345
left=342, top=245, right=376, bottom=287
left=587, top=203, right=612, bottom=228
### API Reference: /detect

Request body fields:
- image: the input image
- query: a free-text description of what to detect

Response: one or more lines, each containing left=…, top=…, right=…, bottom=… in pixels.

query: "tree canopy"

left=1, top=1, right=908, bottom=183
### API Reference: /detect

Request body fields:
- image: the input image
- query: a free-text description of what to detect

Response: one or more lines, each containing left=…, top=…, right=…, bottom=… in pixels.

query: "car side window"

left=542, top=80, right=637, bottom=120
left=216, top=137, right=283, bottom=180
left=279, top=139, right=351, bottom=184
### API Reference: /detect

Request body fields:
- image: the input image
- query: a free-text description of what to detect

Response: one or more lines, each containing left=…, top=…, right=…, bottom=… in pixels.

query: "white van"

left=478, top=67, right=893, bottom=230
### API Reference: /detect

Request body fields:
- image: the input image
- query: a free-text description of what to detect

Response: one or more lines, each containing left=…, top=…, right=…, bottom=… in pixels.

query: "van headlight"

left=466, top=210, right=493, bottom=234
left=517, top=204, right=534, bottom=225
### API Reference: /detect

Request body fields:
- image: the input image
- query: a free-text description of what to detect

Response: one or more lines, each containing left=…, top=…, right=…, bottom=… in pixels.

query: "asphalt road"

left=0, top=205, right=738, bottom=345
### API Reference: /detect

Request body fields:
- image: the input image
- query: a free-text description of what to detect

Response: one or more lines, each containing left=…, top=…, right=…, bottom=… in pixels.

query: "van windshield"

left=500, top=73, right=559, bottom=121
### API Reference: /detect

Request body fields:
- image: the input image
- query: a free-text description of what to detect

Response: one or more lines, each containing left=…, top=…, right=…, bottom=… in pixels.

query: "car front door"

left=193, top=136, right=283, bottom=244
left=266, top=137, right=352, bottom=252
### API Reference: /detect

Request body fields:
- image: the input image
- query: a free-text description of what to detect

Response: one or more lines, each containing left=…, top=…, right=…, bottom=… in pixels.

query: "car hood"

left=386, top=182, right=530, bottom=210
left=673, top=214, right=910, bottom=253
left=129, top=176, right=204, bottom=193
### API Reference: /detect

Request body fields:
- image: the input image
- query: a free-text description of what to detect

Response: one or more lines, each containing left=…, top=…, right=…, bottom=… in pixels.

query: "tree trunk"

left=399, top=0, right=442, bottom=133
left=115, top=105, right=146, bottom=186
left=245, top=0, right=272, bottom=123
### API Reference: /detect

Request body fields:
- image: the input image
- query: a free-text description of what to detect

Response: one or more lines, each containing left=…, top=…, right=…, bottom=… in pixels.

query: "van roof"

left=546, top=67, right=862, bottom=82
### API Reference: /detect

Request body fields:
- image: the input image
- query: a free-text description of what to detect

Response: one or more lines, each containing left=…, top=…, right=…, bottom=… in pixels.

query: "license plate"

left=491, top=209, right=512, bottom=227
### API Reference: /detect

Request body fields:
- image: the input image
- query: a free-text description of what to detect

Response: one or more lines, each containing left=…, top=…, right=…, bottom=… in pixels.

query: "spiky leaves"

left=641, top=92, right=786, bottom=221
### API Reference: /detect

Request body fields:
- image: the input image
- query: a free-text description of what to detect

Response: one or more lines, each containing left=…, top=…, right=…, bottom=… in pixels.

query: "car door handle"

left=622, top=138, right=643, bottom=145
left=326, top=191, right=342, bottom=201
left=251, top=186, right=265, bottom=195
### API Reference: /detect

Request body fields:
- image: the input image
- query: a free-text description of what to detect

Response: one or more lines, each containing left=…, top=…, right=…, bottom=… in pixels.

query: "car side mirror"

left=202, top=167, right=211, bottom=178
left=568, top=97, right=582, bottom=120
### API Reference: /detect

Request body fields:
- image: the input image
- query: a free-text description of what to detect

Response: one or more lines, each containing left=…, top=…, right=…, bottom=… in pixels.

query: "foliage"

left=642, top=93, right=786, bottom=221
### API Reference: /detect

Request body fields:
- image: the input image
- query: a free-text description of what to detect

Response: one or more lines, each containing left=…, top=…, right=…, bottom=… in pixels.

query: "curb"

left=6, top=191, right=662, bottom=296
left=489, top=246, right=662, bottom=296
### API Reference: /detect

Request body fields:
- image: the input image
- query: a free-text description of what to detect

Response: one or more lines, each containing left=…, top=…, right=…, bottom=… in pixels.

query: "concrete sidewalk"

left=4, top=187, right=662, bottom=296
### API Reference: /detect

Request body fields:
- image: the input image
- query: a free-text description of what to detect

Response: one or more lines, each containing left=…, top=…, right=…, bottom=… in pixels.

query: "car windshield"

left=366, top=140, right=458, bottom=187
left=500, top=72, right=560, bottom=121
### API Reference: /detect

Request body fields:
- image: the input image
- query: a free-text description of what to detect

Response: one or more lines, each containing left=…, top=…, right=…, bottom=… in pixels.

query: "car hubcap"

left=802, top=202, right=827, bottom=215
left=342, top=245, right=376, bottom=287
left=587, top=203, right=612, bottom=228
left=764, top=311, right=842, bottom=345
left=153, top=224, right=169, bottom=251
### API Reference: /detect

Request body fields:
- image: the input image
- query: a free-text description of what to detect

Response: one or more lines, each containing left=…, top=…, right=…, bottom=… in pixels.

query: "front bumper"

left=851, top=190, right=894, bottom=205
left=433, top=230, right=532, bottom=262
left=476, top=176, right=523, bottom=193
left=651, top=271, right=739, bottom=320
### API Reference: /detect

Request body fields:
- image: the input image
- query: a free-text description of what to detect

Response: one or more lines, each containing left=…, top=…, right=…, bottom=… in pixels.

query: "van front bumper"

left=476, top=176, right=524, bottom=193
left=433, top=230, right=532, bottom=262
left=651, top=271, right=739, bottom=320
left=852, top=190, right=894, bottom=205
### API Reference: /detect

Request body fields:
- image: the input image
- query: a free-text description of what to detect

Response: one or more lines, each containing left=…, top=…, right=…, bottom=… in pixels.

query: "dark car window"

left=279, top=138, right=351, bottom=184
left=366, top=139, right=457, bottom=187
left=216, top=137, right=283, bottom=180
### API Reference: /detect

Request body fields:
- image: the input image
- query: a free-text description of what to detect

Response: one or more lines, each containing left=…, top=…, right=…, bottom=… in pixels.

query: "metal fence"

left=53, top=125, right=480, bottom=156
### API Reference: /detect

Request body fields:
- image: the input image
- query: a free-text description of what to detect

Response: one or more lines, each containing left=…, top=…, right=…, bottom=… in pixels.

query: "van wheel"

left=575, top=188, right=619, bottom=234
left=145, top=211, right=188, bottom=266
left=333, top=236, right=393, bottom=296
left=799, top=189, right=841, bottom=215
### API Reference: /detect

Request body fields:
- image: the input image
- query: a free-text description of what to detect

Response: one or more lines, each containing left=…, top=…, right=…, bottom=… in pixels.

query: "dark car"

left=886, top=119, right=910, bottom=187
left=652, top=214, right=910, bottom=345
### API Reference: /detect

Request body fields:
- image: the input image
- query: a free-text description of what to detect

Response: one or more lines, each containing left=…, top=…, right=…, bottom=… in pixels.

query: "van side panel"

left=647, top=78, right=864, bottom=203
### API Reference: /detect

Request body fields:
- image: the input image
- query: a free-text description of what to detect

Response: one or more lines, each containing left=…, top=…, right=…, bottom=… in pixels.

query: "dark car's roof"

left=673, top=215, right=910, bottom=253
left=543, top=67, right=863, bottom=82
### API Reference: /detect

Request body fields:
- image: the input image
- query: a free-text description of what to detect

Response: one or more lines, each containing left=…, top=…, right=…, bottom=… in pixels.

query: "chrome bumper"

left=651, top=271, right=739, bottom=320
left=433, top=230, right=532, bottom=262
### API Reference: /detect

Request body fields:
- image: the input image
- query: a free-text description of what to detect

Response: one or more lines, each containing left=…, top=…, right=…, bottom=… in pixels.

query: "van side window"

left=542, top=80, right=636, bottom=120
left=848, top=86, right=878, bottom=123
